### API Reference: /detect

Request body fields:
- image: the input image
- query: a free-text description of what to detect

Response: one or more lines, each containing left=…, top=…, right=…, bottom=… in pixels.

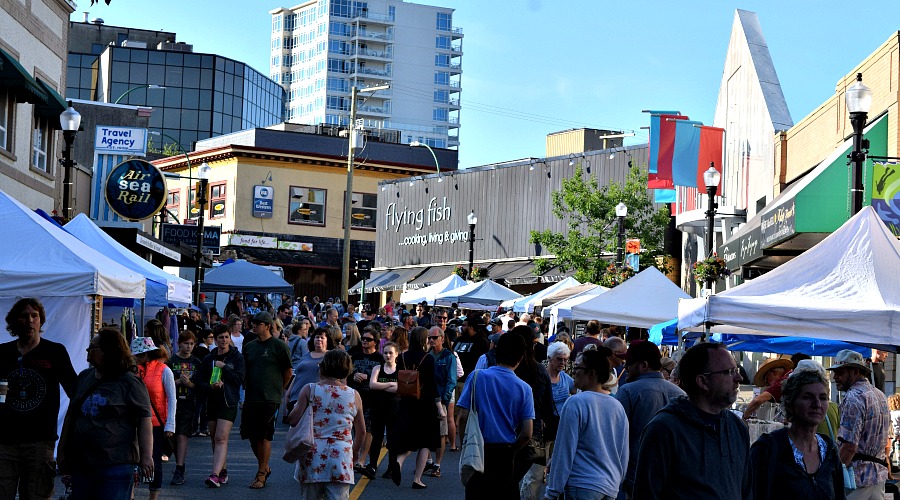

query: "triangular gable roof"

left=0, top=190, right=145, bottom=298
left=65, top=214, right=192, bottom=306
left=569, top=267, right=690, bottom=328
left=433, top=279, right=522, bottom=309
left=399, top=274, right=469, bottom=305
left=678, top=206, right=900, bottom=344
left=201, top=260, right=294, bottom=294
left=507, top=276, right=581, bottom=313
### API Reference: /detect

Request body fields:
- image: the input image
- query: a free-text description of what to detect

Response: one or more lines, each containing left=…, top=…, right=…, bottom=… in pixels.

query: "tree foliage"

left=530, top=164, right=671, bottom=285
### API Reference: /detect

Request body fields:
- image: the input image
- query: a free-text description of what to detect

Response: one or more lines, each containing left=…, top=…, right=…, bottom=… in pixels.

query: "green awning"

left=760, top=113, right=888, bottom=250
left=34, top=78, right=67, bottom=127
left=0, top=47, right=48, bottom=104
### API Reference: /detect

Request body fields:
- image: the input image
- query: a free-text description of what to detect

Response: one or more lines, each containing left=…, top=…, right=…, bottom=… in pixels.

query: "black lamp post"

left=703, top=163, right=721, bottom=290
left=467, top=210, right=477, bottom=280
left=193, top=162, right=212, bottom=305
left=615, top=202, right=627, bottom=268
left=846, top=73, right=872, bottom=215
left=59, top=101, right=81, bottom=221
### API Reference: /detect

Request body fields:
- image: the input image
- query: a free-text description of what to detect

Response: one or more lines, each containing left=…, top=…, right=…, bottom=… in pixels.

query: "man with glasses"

left=350, top=328, right=384, bottom=479
left=615, top=341, right=685, bottom=499
left=431, top=308, right=449, bottom=331
left=633, top=342, right=750, bottom=500
left=425, top=327, right=457, bottom=478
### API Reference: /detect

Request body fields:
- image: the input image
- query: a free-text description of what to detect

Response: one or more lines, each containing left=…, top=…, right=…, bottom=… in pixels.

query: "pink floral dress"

left=296, top=382, right=358, bottom=484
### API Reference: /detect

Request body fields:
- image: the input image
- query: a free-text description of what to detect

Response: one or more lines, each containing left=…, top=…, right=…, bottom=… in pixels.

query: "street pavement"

left=56, top=414, right=466, bottom=500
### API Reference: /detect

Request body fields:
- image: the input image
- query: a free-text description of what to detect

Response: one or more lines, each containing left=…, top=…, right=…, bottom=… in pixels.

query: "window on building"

left=272, top=37, right=281, bottom=50
left=436, top=35, right=451, bottom=49
left=209, top=182, right=227, bottom=218
left=166, top=189, right=181, bottom=222
left=436, top=12, right=452, bottom=31
left=434, top=90, right=449, bottom=104
left=31, top=116, right=50, bottom=173
left=434, top=72, right=449, bottom=85
left=433, top=108, right=448, bottom=121
left=273, top=14, right=283, bottom=32
left=0, top=90, right=12, bottom=153
left=435, top=54, right=450, bottom=68
left=348, top=192, right=377, bottom=230
left=289, top=186, right=326, bottom=225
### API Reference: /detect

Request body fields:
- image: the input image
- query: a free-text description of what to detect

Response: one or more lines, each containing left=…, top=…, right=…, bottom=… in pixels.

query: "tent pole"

left=140, top=299, right=146, bottom=337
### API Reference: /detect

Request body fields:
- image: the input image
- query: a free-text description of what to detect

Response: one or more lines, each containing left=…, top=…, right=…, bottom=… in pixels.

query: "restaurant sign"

left=104, top=159, right=167, bottom=220
left=719, top=225, right=762, bottom=272
left=760, top=200, right=796, bottom=248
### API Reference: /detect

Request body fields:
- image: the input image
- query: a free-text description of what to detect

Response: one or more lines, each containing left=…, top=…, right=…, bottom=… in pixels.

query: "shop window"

left=347, top=192, right=376, bottom=230
left=0, top=90, right=12, bottom=153
left=209, top=181, right=227, bottom=218
left=31, top=116, right=50, bottom=173
left=289, top=186, right=326, bottom=226
left=166, top=189, right=181, bottom=222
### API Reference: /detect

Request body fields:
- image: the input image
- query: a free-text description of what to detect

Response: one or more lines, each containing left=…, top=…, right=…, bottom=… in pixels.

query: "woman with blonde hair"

left=343, top=323, right=361, bottom=352
left=391, top=327, right=409, bottom=354
left=226, top=314, right=245, bottom=352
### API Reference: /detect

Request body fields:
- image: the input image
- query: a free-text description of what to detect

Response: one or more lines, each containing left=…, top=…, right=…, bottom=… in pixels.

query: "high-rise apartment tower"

left=270, top=0, right=462, bottom=149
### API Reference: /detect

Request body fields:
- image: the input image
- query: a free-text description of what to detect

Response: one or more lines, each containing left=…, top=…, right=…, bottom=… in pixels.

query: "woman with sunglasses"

left=350, top=328, right=384, bottom=478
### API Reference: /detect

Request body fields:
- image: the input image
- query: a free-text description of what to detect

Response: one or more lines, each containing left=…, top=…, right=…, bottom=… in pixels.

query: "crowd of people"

left=0, top=294, right=895, bottom=500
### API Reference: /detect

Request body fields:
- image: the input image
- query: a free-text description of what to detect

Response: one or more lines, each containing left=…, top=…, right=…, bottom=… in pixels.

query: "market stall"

left=569, top=267, right=690, bottom=328
left=433, top=279, right=522, bottom=310
left=399, top=274, right=468, bottom=305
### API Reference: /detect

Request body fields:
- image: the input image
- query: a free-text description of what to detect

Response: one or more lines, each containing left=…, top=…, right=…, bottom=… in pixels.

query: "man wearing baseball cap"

left=615, top=340, right=685, bottom=498
left=827, top=349, right=890, bottom=499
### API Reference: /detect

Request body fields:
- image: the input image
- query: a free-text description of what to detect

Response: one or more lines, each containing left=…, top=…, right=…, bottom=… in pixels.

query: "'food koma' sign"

left=104, top=159, right=167, bottom=220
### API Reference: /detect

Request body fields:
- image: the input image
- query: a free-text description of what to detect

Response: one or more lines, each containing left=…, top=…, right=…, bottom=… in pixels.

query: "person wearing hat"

left=828, top=349, right=890, bottom=498
left=241, top=311, right=293, bottom=489
left=615, top=340, right=686, bottom=498
left=741, top=356, right=795, bottom=422
left=132, top=336, right=176, bottom=500
left=488, top=317, right=503, bottom=335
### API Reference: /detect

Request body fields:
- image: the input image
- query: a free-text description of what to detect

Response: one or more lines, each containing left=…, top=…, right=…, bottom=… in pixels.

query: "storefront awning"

left=760, top=113, right=888, bottom=252
left=487, top=260, right=540, bottom=285
left=0, top=47, right=48, bottom=104
left=349, top=267, right=424, bottom=294
left=34, top=78, right=67, bottom=126
left=539, top=265, right=574, bottom=283
left=405, top=265, right=458, bottom=289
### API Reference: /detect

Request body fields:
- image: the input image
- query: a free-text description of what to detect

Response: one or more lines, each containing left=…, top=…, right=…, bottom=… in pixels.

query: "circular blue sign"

left=104, top=159, right=168, bottom=220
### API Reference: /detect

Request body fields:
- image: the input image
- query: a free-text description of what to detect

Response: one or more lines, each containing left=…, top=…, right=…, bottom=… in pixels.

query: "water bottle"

left=210, top=366, right=222, bottom=384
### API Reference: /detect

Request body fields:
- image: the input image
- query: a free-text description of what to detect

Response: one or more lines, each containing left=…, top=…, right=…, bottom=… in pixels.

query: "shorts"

left=206, top=394, right=238, bottom=423
left=174, top=399, right=195, bottom=436
left=439, top=402, right=449, bottom=436
left=240, top=402, right=279, bottom=441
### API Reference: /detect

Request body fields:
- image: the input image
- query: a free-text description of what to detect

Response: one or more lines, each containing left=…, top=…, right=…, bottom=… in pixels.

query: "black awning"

left=0, top=48, right=47, bottom=104
left=34, top=78, right=67, bottom=126
left=487, top=260, right=540, bottom=285
left=405, top=265, right=458, bottom=289
left=539, top=265, right=573, bottom=283
left=350, top=267, right=424, bottom=293
left=230, top=245, right=341, bottom=269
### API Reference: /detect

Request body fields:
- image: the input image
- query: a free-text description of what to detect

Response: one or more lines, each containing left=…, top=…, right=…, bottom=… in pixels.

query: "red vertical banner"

left=656, top=115, right=688, bottom=185
left=695, top=126, right=724, bottom=190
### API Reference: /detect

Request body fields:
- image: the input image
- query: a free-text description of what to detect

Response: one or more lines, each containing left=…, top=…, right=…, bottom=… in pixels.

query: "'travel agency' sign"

left=104, top=159, right=167, bottom=220
left=94, top=126, right=148, bottom=155
left=384, top=197, right=470, bottom=247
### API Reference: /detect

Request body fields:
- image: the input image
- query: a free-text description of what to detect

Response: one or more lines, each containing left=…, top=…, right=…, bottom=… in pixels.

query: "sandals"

left=249, top=467, right=271, bottom=489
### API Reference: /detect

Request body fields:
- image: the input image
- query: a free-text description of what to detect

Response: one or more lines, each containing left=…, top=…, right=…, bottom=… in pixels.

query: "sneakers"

left=171, top=468, right=185, bottom=485
left=423, top=460, right=435, bottom=473
left=430, top=465, right=441, bottom=477
left=205, top=474, right=222, bottom=488
left=218, top=469, right=229, bottom=484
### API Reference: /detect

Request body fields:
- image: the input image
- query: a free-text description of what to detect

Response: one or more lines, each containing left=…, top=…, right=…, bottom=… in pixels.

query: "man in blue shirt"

left=457, top=333, right=534, bottom=499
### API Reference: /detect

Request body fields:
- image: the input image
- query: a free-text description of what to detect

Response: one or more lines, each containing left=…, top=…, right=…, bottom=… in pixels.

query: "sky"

left=79, top=0, right=900, bottom=169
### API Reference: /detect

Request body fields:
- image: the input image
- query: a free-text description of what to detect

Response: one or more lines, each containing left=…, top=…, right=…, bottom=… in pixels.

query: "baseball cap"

left=490, top=318, right=503, bottom=327
left=252, top=311, right=274, bottom=325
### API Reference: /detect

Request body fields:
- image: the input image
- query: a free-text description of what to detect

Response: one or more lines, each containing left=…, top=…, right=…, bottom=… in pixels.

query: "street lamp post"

left=409, top=141, right=441, bottom=179
left=59, top=101, right=81, bottom=221
left=194, top=162, right=212, bottom=305
left=114, top=84, right=166, bottom=104
left=846, top=73, right=872, bottom=215
left=341, top=84, right=390, bottom=301
left=467, top=210, right=477, bottom=280
left=703, top=163, right=721, bottom=290
left=615, top=202, right=627, bottom=269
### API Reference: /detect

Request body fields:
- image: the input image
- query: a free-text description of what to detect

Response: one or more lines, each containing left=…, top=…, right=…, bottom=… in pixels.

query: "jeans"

left=0, top=440, right=56, bottom=500
left=299, top=481, right=350, bottom=500
left=561, top=486, right=614, bottom=500
left=847, top=483, right=885, bottom=500
left=70, top=464, right=135, bottom=500
left=148, top=426, right=165, bottom=491
left=466, top=443, right=517, bottom=500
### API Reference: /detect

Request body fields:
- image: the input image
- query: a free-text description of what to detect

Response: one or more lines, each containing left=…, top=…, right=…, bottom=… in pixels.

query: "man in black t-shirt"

left=0, top=298, right=76, bottom=499
left=453, top=316, right=489, bottom=383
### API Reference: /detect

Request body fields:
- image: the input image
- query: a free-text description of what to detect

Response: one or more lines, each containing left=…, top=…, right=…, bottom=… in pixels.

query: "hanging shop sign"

left=95, top=126, right=148, bottom=155
left=229, top=234, right=277, bottom=249
left=104, top=159, right=167, bottom=220
left=253, top=185, right=274, bottom=218
left=160, top=223, right=221, bottom=255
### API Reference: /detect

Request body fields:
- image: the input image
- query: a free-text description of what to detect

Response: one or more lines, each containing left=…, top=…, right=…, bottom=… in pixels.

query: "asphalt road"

left=56, top=415, right=466, bottom=500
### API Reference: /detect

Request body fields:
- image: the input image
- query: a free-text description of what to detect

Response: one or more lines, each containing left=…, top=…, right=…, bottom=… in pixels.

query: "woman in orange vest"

left=132, top=336, right=176, bottom=500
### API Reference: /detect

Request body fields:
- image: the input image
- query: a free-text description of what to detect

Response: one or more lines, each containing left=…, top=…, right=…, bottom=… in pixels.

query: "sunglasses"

left=428, top=335, right=441, bottom=340
left=361, top=337, right=375, bottom=342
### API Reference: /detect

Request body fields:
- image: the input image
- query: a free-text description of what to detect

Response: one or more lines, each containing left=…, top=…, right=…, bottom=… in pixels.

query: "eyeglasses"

left=428, top=335, right=441, bottom=340
left=434, top=316, right=448, bottom=321
left=703, top=367, right=741, bottom=377
left=361, top=337, right=374, bottom=342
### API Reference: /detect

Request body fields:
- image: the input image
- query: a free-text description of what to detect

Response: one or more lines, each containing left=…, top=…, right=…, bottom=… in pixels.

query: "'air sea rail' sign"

left=104, top=159, right=167, bottom=220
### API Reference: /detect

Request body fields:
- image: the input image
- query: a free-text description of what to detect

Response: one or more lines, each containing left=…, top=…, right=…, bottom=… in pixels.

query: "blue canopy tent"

left=201, top=260, right=294, bottom=294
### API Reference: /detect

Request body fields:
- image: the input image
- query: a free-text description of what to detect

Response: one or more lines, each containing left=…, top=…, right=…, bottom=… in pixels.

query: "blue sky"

left=80, top=0, right=900, bottom=168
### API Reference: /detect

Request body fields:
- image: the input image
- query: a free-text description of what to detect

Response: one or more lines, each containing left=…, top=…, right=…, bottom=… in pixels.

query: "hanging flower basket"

left=597, top=264, right=635, bottom=288
left=453, top=265, right=468, bottom=279
left=470, top=266, right=488, bottom=282
left=692, top=255, right=731, bottom=283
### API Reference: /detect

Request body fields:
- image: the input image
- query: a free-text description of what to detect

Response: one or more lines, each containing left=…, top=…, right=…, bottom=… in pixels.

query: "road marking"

left=349, top=447, right=387, bottom=500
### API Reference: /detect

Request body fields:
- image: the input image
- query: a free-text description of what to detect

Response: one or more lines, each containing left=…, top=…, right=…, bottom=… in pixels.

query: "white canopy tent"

left=677, top=206, right=900, bottom=344
left=543, top=284, right=608, bottom=336
left=0, top=189, right=146, bottom=443
left=569, top=267, right=690, bottom=328
left=501, top=276, right=581, bottom=313
left=433, top=279, right=523, bottom=310
left=399, top=274, right=469, bottom=305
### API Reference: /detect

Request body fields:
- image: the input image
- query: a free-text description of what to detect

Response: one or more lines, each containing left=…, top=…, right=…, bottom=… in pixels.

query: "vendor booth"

left=501, top=276, right=581, bottom=314
left=399, top=274, right=468, bottom=305
left=433, top=279, right=522, bottom=310
left=568, top=267, right=690, bottom=328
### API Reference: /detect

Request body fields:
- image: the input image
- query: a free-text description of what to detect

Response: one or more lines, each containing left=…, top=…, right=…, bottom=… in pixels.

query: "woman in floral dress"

left=289, top=349, right=366, bottom=499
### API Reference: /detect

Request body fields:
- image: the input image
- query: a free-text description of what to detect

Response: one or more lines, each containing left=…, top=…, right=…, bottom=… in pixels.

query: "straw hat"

left=753, top=357, right=793, bottom=387
left=130, top=337, right=159, bottom=356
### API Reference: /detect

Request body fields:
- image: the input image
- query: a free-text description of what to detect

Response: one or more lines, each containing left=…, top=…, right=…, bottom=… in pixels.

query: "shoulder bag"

left=459, top=370, right=485, bottom=485
left=397, top=353, right=427, bottom=399
left=283, top=383, right=315, bottom=463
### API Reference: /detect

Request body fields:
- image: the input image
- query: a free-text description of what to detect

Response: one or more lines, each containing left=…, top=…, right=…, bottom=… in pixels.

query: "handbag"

left=148, top=401, right=176, bottom=457
left=397, top=353, right=427, bottom=399
left=283, top=383, right=315, bottom=463
left=826, top=412, right=856, bottom=493
left=459, top=370, right=485, bottom=485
